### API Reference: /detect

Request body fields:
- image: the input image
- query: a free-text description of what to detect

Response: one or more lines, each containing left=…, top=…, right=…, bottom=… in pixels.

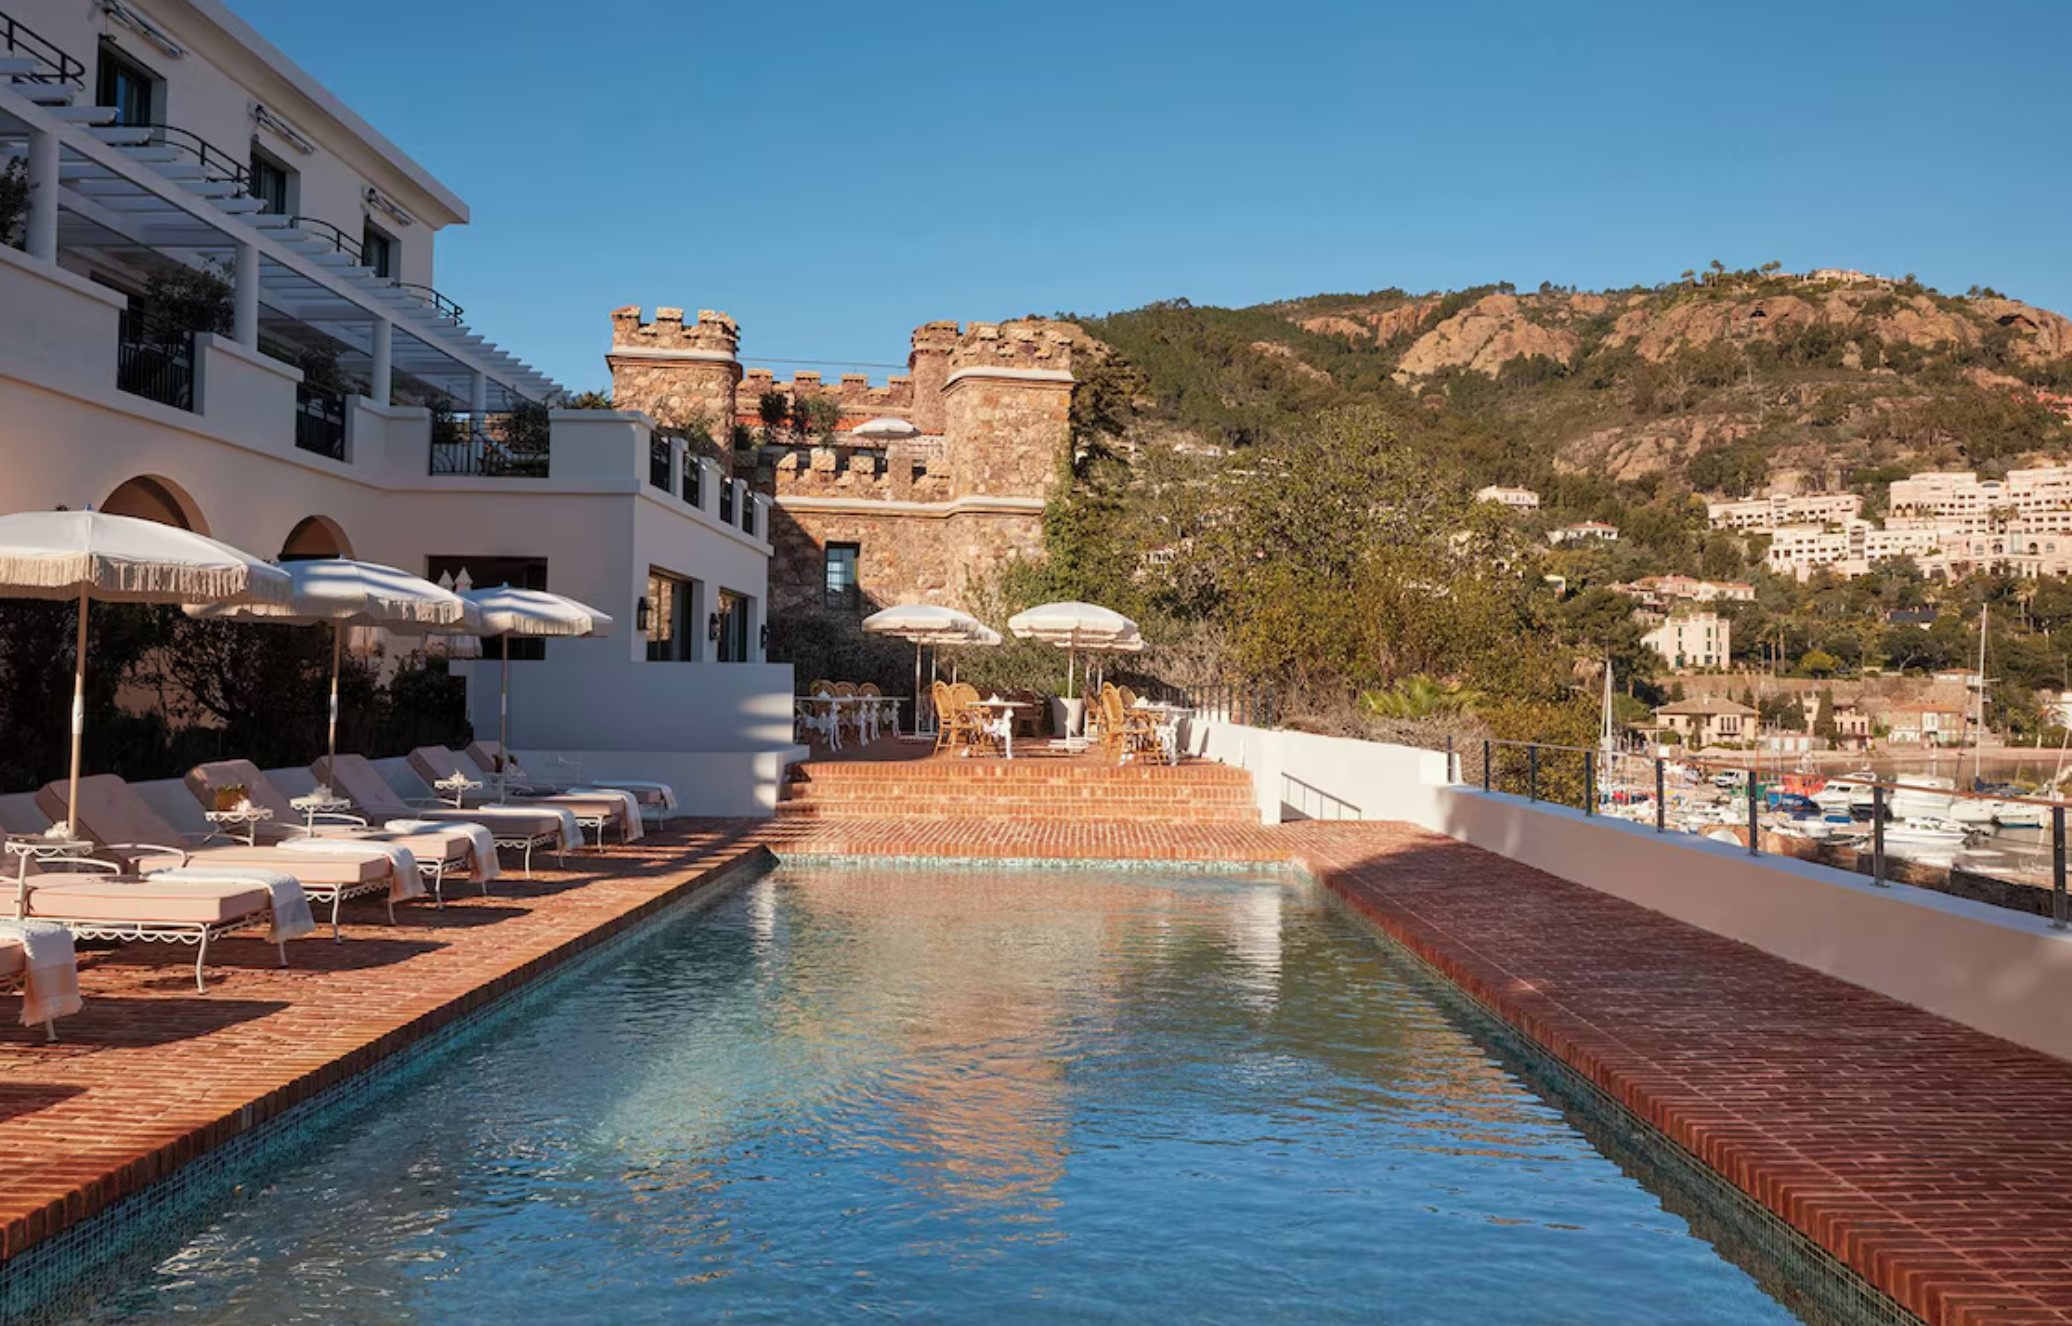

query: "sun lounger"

left=183, top=760, right=481, bottom=903
left=7, top=843, right=314, bottom=992
left=0, top=919, right=79, bottom=1040
left=37, top=774, right=415, bottom=942
left=314, top=755, right=567, bottom=877
left=409, top=747, right=637, bottom=845
left=466, top=741, right=678, bottom=825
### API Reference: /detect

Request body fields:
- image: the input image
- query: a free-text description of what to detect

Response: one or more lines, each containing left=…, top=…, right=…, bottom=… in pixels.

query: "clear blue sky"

left=234, top=0, right=2072, bottom=393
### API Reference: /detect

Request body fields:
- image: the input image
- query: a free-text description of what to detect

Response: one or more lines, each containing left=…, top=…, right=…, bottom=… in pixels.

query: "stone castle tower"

left=606, top=307, right=1077, bottom=615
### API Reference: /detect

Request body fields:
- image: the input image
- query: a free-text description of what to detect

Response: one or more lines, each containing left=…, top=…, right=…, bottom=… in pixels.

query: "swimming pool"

left=65, top=865, right=1812, bottom=1323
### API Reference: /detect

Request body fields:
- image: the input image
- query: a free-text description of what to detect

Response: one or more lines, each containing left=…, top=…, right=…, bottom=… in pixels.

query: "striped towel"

left=147, top=868, right=317, bottom=943
left=485, top=803, right=582, bottom=851
left=0, top=920, right=80, bottom=1028
left=385, top=820, right=499, bottom=884
left=272, top=838, right=425, bottom=903
left=570, top=787, right=645, bottom=842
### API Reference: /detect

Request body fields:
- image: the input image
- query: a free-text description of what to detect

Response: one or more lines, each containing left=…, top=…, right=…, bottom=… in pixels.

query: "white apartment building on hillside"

left=1707, top=491, right=1862, bottom=532
left=0, top=0, right=796, bottom=812
left=1642, top=611, right=1732, bottom=672
left=1889, top=472, right=2006, bottom=520
left=1549, top=521, right=1619, bottom=545
left=1475, top=484, right=1540, bottom=510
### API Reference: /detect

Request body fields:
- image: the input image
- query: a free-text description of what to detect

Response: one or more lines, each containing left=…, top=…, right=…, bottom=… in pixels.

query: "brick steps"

left=778, top=759, right=1259, bottom=825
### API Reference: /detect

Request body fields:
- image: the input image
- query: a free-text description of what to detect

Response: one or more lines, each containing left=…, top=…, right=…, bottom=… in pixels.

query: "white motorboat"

left=1949, top=798, right=1998, bottom=827
left=1880, top=818, right=1969, bottom=866
left=1889, top=777, right=1956, bottom=821
left=1812, top=772, right=1878, bottom=815
left=1992, top=802, right=2047, bottom=830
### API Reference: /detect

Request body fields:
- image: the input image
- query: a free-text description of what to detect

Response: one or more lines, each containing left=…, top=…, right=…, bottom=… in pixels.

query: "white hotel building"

left=0, top=0, right=798, bottom=812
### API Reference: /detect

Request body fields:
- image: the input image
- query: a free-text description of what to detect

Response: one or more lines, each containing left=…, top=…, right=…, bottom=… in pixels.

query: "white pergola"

left=0, top=80, right=559, bottom=412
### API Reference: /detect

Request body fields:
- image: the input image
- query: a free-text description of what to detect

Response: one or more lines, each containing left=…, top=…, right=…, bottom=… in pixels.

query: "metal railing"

left=1451, top=737, right=2072, bottom=927
left=136, top=124, right=250, bottom=194
left=294, top=383, right=346, bottom=460
left=1, top=10, right=84, bottom=85
left=427, top=412, right=548, bottom=478
left=1283, top=773, right=1362, bottom=821
left=394, top=283, right=463, bottom=323
left=115, top=310, right=194, bottom=411
left=285, top=216, right=363, bottom=262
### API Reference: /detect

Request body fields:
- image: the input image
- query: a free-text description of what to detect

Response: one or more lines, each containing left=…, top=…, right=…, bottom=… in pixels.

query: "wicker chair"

left=932, top=681, right=975, bottom=754
left=1100, top=684, right=1159, bottom=763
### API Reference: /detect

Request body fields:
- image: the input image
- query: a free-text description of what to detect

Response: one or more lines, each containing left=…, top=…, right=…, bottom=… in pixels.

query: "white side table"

left=289, top=792, right=356, bottom=831
left=434, top=773, right=482, bottom=807
left=204, top=806, right=273, bottom=846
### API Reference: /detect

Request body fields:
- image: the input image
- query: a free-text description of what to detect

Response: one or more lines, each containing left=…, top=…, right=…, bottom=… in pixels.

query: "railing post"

left=2054, top=805, right=2067, bottom=931
left=1482, top=740, right=1492, bottom=794
left=1583, top=750, right=1595, bottom=816
left=1527, top=745, right=1539, bottom=803
left=1871, top=785, right=1888, bottom=887
left=1746, top=770, right=1759, bottom=856
left=1654, top=758, right=1666, bottom=833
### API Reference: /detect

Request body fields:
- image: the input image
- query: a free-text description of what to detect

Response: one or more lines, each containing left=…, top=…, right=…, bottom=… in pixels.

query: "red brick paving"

left=6, top=799, right=2072, bottom=1326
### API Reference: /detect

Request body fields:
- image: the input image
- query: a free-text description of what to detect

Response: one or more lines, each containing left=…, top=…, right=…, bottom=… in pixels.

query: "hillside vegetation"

left=975, top=268, right=2072, bottom=742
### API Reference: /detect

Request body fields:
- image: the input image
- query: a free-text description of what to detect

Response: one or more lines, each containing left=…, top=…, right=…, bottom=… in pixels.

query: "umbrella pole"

left=62, top=587, right=87, bottom=836
left=327, top=623, right=342, bottom=767
left=914, top=641, right=923, bottom=735
left=499, top=644, right=510, bottom=801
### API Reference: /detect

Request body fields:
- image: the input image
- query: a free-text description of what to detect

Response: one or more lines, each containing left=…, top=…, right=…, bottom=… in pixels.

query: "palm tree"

left=1360, top=674, right=1483, bottom=720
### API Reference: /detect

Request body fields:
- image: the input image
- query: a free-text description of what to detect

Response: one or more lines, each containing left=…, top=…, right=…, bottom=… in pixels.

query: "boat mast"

left=1971, top=603, right=1988, bottom=789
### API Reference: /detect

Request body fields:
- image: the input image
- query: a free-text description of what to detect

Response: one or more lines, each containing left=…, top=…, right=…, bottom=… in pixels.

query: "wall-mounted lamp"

left=708, top=612, right=723, bottom=643
left=635, top=596, right=651, bottom=632
left=759, top=622, right=770, bottom=653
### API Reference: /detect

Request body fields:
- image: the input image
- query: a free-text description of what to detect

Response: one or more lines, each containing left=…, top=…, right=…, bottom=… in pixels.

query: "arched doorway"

left=279, top=515, right=353, bottom=562
left=102, top=475, right=207, bottom=532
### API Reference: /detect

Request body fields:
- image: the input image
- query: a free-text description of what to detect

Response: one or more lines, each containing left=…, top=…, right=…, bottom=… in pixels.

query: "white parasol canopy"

left=0, top=509, right=293, bottom=834
left=862, top=604, right=987, bottom=731
left=185, top=559, right=476, bottom=764
left=852, top=416, right=920, bottom=441
left=1007, top=601, right=1140, bottom=698
left=462, top=587, right=614, bottom=797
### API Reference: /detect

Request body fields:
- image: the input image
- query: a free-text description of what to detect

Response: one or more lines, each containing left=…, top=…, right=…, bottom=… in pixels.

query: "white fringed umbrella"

left=1007, top=601, right=1139, bottom=699
left=0, top=509, right=292, bottom=834
left=186, top=559, right=476, bottom=764
left=862, top=604, right=985, bottom=732
left=851, top=416, right=920, bottom=442
left=463, top=587, right=614, bottom=799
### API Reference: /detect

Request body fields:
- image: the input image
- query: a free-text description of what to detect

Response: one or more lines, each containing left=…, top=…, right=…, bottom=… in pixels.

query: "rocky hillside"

left=1068, top=268, right=2072, bottom=500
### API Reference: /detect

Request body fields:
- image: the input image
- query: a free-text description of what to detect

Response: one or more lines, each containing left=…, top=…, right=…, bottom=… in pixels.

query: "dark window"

left=824, top=543, right=859, bottom=611
left=249, top=149, right=294, bottom=215
left=361, top=221, right=397, bottom=279
left=424, top=555, right=547, bottom=660
left=96, top=44, right=158, bottom=128
left=645, top=569, right=696, bottom=662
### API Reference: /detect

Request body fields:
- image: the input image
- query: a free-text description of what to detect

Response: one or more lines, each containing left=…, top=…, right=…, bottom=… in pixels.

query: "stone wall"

left=607, top=307, right=743, bottom=457
left=766, top=504, right=1046, bottom=618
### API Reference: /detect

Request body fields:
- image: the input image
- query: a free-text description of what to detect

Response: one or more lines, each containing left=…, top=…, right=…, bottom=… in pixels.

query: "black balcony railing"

left=286, top=216, right=363, bottom=262
left=395, top=283, right=463, bottom=323
left=1, top=11, right=84, bottom=85
left=115, top=311, right=194, bottom=411
left=295, top=383, right=347, bottom=460
left=138, top=124, right=250, bottom=195
left=649, top=435, right=672, bottom=489
left=428, top=412, right=549, bottom=478
left=719, top=482, right=735, bottom=524
left=680, top=457, right=701, bottom=508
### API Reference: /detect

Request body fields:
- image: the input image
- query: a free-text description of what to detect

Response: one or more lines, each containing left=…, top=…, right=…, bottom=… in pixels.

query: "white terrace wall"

left=1191, top=720, right=2072, bottom=1064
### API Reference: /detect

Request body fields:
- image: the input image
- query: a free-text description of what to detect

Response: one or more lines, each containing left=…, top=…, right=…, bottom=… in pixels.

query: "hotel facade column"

left=369, top=317, right=392, bottom=406
left=469, top=369, right=488, bottom=420
left=25, top=127, right=58, bottom=263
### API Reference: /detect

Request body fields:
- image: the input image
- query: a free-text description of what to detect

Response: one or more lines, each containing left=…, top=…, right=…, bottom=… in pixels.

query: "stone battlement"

left=610, top=306, right=741, bottom=357
left=737, top=367, right=918, bottom=424
left=757, top=443, right=952, bottom=503
left=948, top=319, right=1078, bottom=377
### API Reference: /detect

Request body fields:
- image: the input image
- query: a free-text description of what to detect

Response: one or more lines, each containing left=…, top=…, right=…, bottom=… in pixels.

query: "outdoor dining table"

left=795, top=695, right=910, bottom=750
left=970, top=698, right=1030, bottom=760
left=1132, top=702, right=1194, bottom=766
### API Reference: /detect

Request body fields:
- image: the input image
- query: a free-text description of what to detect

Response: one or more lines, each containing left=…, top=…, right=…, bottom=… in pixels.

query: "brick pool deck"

left=4, top=811, right=2072, bottom=1324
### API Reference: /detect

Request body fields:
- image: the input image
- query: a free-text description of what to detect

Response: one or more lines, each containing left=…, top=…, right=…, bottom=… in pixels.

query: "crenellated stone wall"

left=606, top=308, right=1076, bottom=624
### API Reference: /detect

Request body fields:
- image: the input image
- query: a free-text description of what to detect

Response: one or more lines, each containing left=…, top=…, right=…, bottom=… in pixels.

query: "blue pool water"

left=70, top=866, right=1808, bottom=1324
